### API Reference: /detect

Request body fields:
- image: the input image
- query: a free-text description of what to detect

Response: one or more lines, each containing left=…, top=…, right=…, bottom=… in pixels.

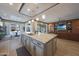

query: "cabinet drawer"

left=32, top=39, right=44, bottom=48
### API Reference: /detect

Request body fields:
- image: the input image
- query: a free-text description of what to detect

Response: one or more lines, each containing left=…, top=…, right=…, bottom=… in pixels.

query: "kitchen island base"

left=21, top=33, right=57, bottom=56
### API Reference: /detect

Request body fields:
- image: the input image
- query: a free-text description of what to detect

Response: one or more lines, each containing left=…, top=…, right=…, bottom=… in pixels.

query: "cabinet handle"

left=37, top=42, right=41, bottom=46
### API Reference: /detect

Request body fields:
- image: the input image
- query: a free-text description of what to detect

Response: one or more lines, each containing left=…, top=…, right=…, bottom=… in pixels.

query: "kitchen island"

left=21, top=33, right=57, bottom=56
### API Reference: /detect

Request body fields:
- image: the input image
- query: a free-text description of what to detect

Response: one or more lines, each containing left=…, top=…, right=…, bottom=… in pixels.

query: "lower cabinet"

left=34, top=44, right=44, bottom=56
left=21, top=35, right=26, bottom=46
left=30, top=42, right=44, bottom=56
left=31, top=43, right=44, bottom=56
left=25, top=38, right=30, bottom=51
left=21, top=34, right=57, bottom=56
left=21, top=35, right=32, bottom=54
left=30, top=42, right=35, bottom=55
left=46, top=40, right=54, bottom=55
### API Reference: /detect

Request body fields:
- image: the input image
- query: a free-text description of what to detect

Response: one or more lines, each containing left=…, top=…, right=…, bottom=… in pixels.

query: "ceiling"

left=0, top=3, right=31, bottom=22
left=20, top=3, right=56, bottom=17
left=33, top=3, right=79, bottom=23
left=0, top=3, right=79, bottom=23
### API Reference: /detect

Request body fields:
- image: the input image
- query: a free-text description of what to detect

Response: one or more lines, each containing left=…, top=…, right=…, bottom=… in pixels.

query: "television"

left=56, top=24, right=66, bottom=30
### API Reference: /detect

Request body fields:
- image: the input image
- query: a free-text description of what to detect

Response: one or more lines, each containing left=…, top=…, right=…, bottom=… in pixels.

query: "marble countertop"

left=22, top=33, right=57, bottom=43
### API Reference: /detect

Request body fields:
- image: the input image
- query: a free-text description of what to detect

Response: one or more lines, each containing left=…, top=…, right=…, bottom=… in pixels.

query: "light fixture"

left=32, top=20, right=34, bottom=22
left=9, top=3, right=13, bottom=5
left=36, top=18, right=39, bottom=21
left=28, top=21, right=31, bottom=23
left=27, top=9, right=31, bottom=11
left=16, top=24, right=19, bottom=27
left=42, top=15, right=46, bottom=19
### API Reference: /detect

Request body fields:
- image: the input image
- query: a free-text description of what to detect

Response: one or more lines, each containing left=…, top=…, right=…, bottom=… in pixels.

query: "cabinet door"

left=46, top=40, right=53, bottom=56
left=30, top=42, right=35, bottom=55
left=25, top=37, right=31, bottom=52
left=46, top=39, right=57, bottom=56
left=21, top=35, right=23, bottom=45
left=21, top=35, right=26, bottom=46
left=31, top=42, right=44, bottom=56
left=27, top=39, right=30, bottom=51
left=35, top=45, right=44, bottom=56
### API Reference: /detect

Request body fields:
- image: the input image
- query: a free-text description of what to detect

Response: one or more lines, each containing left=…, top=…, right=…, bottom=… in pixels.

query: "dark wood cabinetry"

left=54, top=20, right=72, bottom=33
left=48, top=19, right=79, bottom=42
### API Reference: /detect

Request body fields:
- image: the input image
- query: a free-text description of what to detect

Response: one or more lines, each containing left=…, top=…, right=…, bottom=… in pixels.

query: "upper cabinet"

left=37, top=22, right=48, bottom=33
left=25, top=21, right=48, bottom=34
left=25, top=23, right=32, bottom=32
left=25, top=21, right=35, bottom=34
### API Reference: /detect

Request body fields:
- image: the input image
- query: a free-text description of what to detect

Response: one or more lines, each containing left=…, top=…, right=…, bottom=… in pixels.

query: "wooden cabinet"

left=21, top=34, right=57, bottom=56
left=21, top=35, right=31, bottom=52
left=31, top=39, right=44, bottom=56
left=46, top=38, right=57, bottom=56
left=30, top=42, right=35, bottom=55
left=25, top=36, right=30, bottom=51
left=34, top=44, right=44, bottom=56
left=21, top=35, right=26, bottom=46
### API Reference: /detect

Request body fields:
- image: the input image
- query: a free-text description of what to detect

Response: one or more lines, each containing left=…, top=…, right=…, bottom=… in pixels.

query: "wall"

left=2, top=20, right=25, bottom=35
left=48, top=19, right=79, bottom=42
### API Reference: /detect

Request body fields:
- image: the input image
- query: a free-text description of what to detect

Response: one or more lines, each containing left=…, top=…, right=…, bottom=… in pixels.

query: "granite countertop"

left=22, top=33, right=57, bottom=43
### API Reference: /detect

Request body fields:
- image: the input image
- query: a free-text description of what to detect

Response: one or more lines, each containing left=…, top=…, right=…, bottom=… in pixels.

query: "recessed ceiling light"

left=36, top=18, right=39, bottom=21
left=9, top=3, right=13, bottom=5
left=28, top=21, right=31, bottom=23
left=42, top=15, right=46, bottom=19
left=16, top=25, right=19, bottom=27
left=32, top=20, right=34, bottom=22
left=27, top=9, right=31, bottom=11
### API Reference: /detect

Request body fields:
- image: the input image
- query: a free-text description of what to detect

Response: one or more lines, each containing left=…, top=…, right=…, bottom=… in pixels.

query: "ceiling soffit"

left=19, top=3, right=59, bottom=18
